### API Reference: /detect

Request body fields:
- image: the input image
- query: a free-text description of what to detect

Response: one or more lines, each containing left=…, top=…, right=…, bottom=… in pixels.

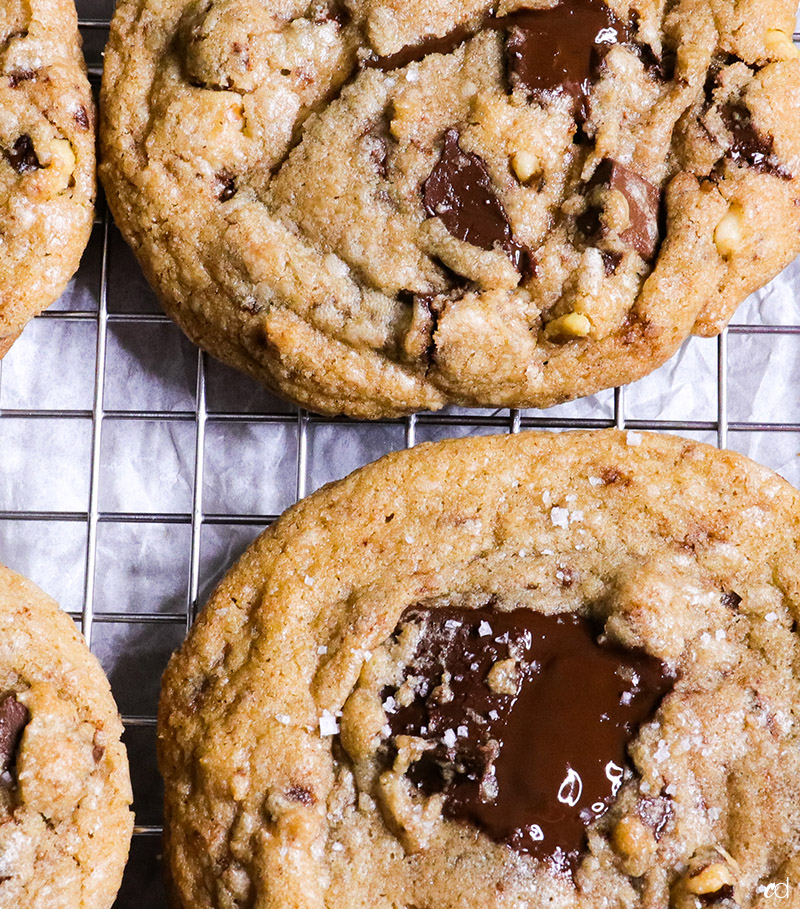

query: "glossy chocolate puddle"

left=382, top=606, right=673, bottom=871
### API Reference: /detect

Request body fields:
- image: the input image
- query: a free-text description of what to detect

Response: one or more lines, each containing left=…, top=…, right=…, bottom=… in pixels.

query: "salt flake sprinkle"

left=319, top=711, right=340, bottom=737
left=626, top=431, right=643, bottom=447
left=478, top=620, right=492, bottom=637
left=443, top=729, right=457, bottom=748
left=550, top=507, right=570, bottom=529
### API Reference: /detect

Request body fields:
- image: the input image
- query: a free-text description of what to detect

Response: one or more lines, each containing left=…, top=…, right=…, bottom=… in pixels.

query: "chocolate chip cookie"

left=159, top=429, right=800, bottom=907
left=100, top=0, right=800, bottom=417
left=0, top=0, right=96, bottom=357
left=0, top=564, right=133, bottom=907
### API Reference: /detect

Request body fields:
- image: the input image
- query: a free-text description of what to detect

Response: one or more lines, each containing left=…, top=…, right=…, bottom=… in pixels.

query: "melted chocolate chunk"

left=311, top=0, right=351, bottom=26
left=384, top=606, right=672, bottom=871
left=5, top=135, right=40, bottom=175
left=422, top=129, right=534, bottom=276
left=721, top=102, right=791, bottom=180
left=579, top=158, right=661, bottom=260
left=504, top=0, right=629, bottom=120
left=365, top=24, right=474, bottom=70
left=0, top=693, right=29, bottom=781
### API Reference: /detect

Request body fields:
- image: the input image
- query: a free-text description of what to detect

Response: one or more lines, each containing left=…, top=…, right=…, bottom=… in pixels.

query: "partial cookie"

left=0, top=0, right=96, bottom=355
left=0, top=565, right=133, bottom=908
left=100, top=0, right=800, bottom=417
left=159, top=429, right=800, bottom=907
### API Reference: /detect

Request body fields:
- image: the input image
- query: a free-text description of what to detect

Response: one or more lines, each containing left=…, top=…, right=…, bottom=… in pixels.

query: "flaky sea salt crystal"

left=626, top=431, right=643, bottom=446
left=319, top=711, right=339, bottom=736
left=550, top=507, right=569, bottom=529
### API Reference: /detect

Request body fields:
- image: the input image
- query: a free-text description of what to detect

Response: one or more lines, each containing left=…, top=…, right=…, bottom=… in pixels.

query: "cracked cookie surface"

left=0, top=0, right=96, bottom=356
left=159, top=429, right=800, bottom=908
left=0, top=565, right=133, bottom=909
left=100, top=0, right=800, bottom=417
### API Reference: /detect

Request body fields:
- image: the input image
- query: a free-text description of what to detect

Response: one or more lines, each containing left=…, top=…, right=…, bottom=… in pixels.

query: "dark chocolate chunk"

left=699, top=884, right=736, bottom=906
left=383, top=606, right=673, bottom=871
left=311, top=0, right=350, bottom=26
left=215, top=171, right=237, bottom=201
left=5, top=135, right=40, bottom=175
left=504, top=0, right=629, bottom=120
left=601, top=249, right=623, bottom=275
left=367, top=0, right=629, bottom=122
left=579, top=158, right=661, bottom=260
left=8, top=69, right=35, bottom=89
left=422, top=129, right=534, bottom=276
left=721, top=590, right=742, bottom=611
left=721, top=101, right=791, bottom=180
left=0, top=693, right=29, bottom=780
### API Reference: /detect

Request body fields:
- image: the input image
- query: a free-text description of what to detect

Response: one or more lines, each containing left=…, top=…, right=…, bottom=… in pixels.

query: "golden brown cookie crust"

left=159, top=430, right=800, bottom=907
left=0, top=565, right=133, bottom=909
left=100, top=0, right=800, bottom=417
left=0, top=0, right=96, bottom=356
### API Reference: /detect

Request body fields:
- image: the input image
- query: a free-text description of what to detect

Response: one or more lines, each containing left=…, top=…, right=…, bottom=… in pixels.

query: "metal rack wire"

left=0, top=8, right=799, bottom=905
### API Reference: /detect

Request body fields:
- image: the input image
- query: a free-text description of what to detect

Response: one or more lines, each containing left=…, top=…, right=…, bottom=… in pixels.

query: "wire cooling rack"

left=0, top=4, right=799, bottom=904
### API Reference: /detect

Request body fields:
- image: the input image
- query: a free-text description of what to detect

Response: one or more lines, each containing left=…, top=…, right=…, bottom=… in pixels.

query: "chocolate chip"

left=636, top=43, right=676, bottom=82
left=601, top=249, right=623, bottom=275
left=215, top=171, right=237, bottom=201
left=721, top=591, right=741, bottom=611
left=92, top=744, right=105, bottom=763
left=721, top=101, right=791, bottom=180
left=422, top=129, right=533, bottom=276
left=8, top=69, right=35, bottom=88
left=383, top=607, right=673, bottom=871
left=504, top=0, right=629, bottom=121
left=0, top=693, right=29, bottom=781
left=579, top=158, right=661, bottom=260
left=5, top=135, right=40, bottom=175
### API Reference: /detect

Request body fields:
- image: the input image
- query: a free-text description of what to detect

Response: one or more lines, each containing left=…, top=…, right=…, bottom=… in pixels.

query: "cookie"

left=0, top=0, right=96, bottom=356
left=0, top=564, right=133, bottom=908
left=159, top=429, right=800, bottom=907
left=100, top=0, right=800, bottom=418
